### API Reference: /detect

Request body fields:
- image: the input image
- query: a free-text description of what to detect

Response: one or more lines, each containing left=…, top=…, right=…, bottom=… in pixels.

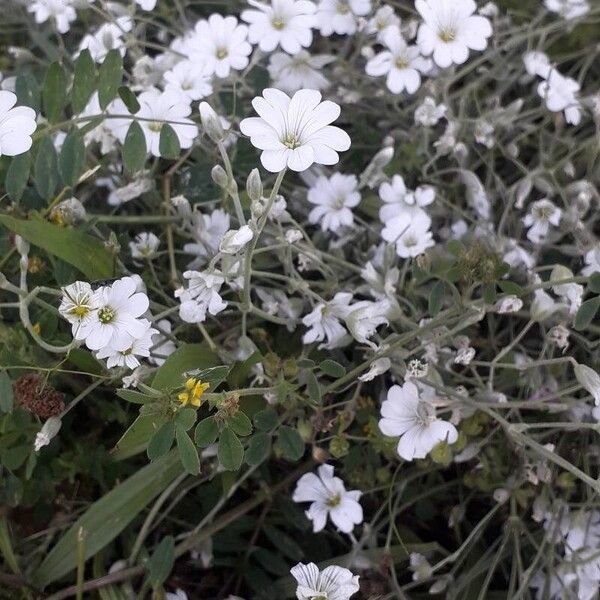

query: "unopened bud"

left=246, top=168, right=263, bottom=202
left=574, top=362, right=600, bottom=405
left=199, top=102, right=224, bottom=143
left=211, top=164, right=229, bottom=189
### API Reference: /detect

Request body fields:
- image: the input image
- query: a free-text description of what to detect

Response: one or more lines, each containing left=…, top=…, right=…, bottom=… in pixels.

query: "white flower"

left=366, top=28, right=431, bottom=94
left=379, top=381, right=458, bottom=461
left=345, top=300, right=389, bottom=349
left=59, top=281, right=97, bottom=337
left=184, top=208, right=230, bottom=267
left=219, top=225, right=254, bottom=254
left=414, top=96, right=447, bottom=126
left=302, top=292, right=353, bottom=349
left=383, top=211, right=435, bottom=258
left=34, top=417, right=62, bottom=452
left=537, top=70, right=582, bottom=125
left=315, top=0, right=371, bottom=36
left=582, top=245, right=600, bottom=276
left=359, top=357, right=391, bottom=381
left=307, top=173, right=361, bottom=233
left=165, top=590, right=188, bottom=600
left=163, top=60, right=213, bottom=102
left=175, top=270, right=227, bottom=323
left=149, top=319, right=177, bottom=366
left=136, top=0, right=158, bottom=10
left=28, top=0, right=76, bottom=33
left=367, top=5, right=401, bottom=41
left=186, top=15, right=252, bottom=79
left=0, top=91, right=37, bottom=157
left=523, top=199, right=562, bottom=244
left=78, top=277, right=150, bottom=352
left=241, top=0, right=317, bottom=54
left=292, top=464, right=363, bottom=533
left=378, top=175, right=434, bottom=224
left=268, top=51, right=334, bottom=93
left=130, top=232, right=160, bottom=260
left=96, top=320, right=158, bottom=369
left=134, top=89, right=198, bottom=157
left=494, top=295, right=523, bottom=313
left=416, top=0, right=493, bottom=68
left=77, top=93, right=122, bottom=155
left=551, top=265, right=583, bottom=315
left=523, top=51, right=552, bottom=78
left=454, top=346, right=475, bottom=365
left=99, top=173, right=154, bottom=207
left=290, top=562, right=360, bottom=600
left=544, top=0, right=589, bottom=20
left=240, top=88, right=351, bottom=172
left=78, top=17, right=132, bottom=62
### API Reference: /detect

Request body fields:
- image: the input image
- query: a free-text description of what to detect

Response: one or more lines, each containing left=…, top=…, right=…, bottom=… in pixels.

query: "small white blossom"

left=0, top=91, right=37, bottom=157
left=367, top=5, right=401, bottom=41
left=163, top=60, right=213, bottom=102
left=307, top=173, right=361, bottom=233
left=544, top=0, right=590, bottom=20
left=175, top=270, right=227, bottom=323
left=290, top=562, right=360, bottom=600
left=96, top=321, right=158, bottom=370
left=537, top=70, right=582, bottom=125
left=130, top=232, right=160, bottom=260
left=28, top=0, right=76, bottom=33
left=315, top=0, right=371, bottom=36
left=523, top=199, right=562, bottom=244
left=494, top=295, right=523, bottom=313
left=267, top=51, right=334, bottom=93
left=219, top=225, right=254, bottom=254
left=414, top=96, right=447, bottom=126
left=302, top=292, right=353, bottom=349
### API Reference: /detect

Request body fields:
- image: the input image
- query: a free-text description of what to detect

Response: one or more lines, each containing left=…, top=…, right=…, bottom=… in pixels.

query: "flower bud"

left=211, top=164, right=229, bottom=189
left=219, top=225, right=253, bottom=254
left=574, top=362, right=600, bottom=405
left=199, top=102, right=224, bottom=143
left=246, top=168, right=263, bottom=202
left=34, top=416, right=62, bottom=451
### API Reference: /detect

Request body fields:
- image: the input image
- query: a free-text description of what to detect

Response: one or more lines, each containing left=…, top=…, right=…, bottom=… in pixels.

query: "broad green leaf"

left=151, top=344, right=219, bottom=391
left=245, top=432, right=271, bottom=466
left=218, top=427, right=244, bottom=471
left=263, top=525, right=303, bottom=561
left=5, top=152, right=32, bottom=202
left=1, top=445, right=30, bottom=470
left=15, top=72, right=40, bottom=111
left=306, top=372, right=321, bottom=404
left=122, top=121, right=146, bottom=173
left=118, top=85, right=140, bottom=114
left=97, top=50, right=123, bottom=110
left=574, top=296, right=600, bottom=331
left=589, top=274, right=600, bottom=294
left=147, top=536, right=175, bottom=587
left=194, top=417, right=218, bottom=448
left=482, top=283, right=497, bottom=304
left=0, top=371, right=14, bottom=413
left=147, top=422, right=175, bottom=461
left=254, top=407, right=278, bottom=431
left=429, top=280, right=444, bottom=317
left=33, top=452, right=183, bottom=588
left=159, top=124, right=181, bottom=159
left=71, top=50, right=96, bottom=114
left=42, top=62, right=67, bottom=123
left=33, top=137, right=58, bottom=200
left=228, top=411, right=252, bottom=437
left=277, top=427, right=304, bottom=462
left=188, top=365, right=231, bottom=392
left=175, top=407, right=196, bottom=431
left=297, top=358, right=315, bottom=369
left=176, top=427, right=200, bottom=475
left=67, top=348, right=105, bottom=376
left=497, top=280, right=524, bottom=296
left=0, top=215, right=113, bottom=280
left=116, top=389, right=154, bottom=404
left=59, top=128, right=85, bottom=188
left=112, top=413, right=168, bottom=460
left=319, top=359, right=346, bottom=378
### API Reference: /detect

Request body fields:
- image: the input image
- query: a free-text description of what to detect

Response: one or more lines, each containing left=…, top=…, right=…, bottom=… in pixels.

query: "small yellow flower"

left=178, top=378, right=210, bottom=407
left=32, top=322, right=41, bottom=336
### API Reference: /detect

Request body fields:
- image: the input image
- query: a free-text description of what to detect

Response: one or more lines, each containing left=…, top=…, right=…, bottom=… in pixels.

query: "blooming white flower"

left=383, top=211, right=435, bottom=258
left=241, top=0, right=316, bottom=55
left=307, top=173, right=361, bottom=233
left=268, top=51, right=334, bottom=93
left=184, top=208, right=230, bottom=267
left=523, top=199, right=562, bottom=244
left=378, top=175, right=435, bottom=224
left=414, top=96, right=447, bottom=126
left=175, top=270, right=227, bottom=323
left=163, top=60, right=213, bottom=102
left=219, top=225, right=254, bottom=254
left=537, top=70, right=582, bottom=125
left=302, top=292, right=353, bottom=349
left=379, top=381, right=458, bottom=461
left=345, top=300, right=389, bottom=349
left=149, top=319, right=177, bottom=366
left=367, top=5, right=401, bottom=41
left=366, top=28, right=431, bottom=94
left=544, top=0, right=590, bottom=20
left=59, top=281, right=97, bottom=338
left=98, top=173, right=154, bottom=207
left=240, top=88, right=351, bottom=172
left=290, top=562, right=360, bottom=600
left=582, top=245, right=600, bottom=276
left=0, top=91, right=37, bottom=157
left=551, top=264, right=583, bottom=315
left=186, top=15, right=252, bottom=78
left=523, top=51, right=552, bottom=78
left=28, top=0, right=76, bottom=34
left=293, top=464, right=363, bottom=533
left=416, top=0, right=493, bottom=68
left=315, top=0, right=371, bottom=36
left=96, top=320, right=158, bottom=369
left=78, top=17, right=132, bottom=62
left=136, top=0, right=158, bottom=10
left=130, top=232, right=160, bottom=260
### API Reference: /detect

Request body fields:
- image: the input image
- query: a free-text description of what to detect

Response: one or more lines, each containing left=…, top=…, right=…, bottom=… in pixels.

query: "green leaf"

left=33, top=452, right=183, bottom=588
left=319, top=359, right=346, bottom=378
left=112, top=414, right=169, bottom=460
left=176, top=427, right=200, bottom=475
left=147, top=536, right=175, bottom=587
left=497, top=280, right=524, bottom=296
left=175, top=407, right=196, bottom=431
left=297, top=358, right=315, bottom=369
left=116, top=389, right=154, bottom=404
left=306, top=372, right=321, bottom=404
left=429, top=280, right=444, bottom=317
left=15, top=73, right=40, bottom=112
left=189, top=365, right=231, bottom=392
left=254, top=407, right=278, bottom=431
left=0, top=371, right=14, bottom=413
left=277, top=427, right=304, bottom=461
left=194, top=417, right=218, bottom=448
left=97, top=50, right=123, bottom=109
left=159, top=123, right=181, bottom=159
left=33, top=137, right=58, bottom=200
left=151, top=344, right=219, bottom=391
left=122, top=121, right=147, bottom=173
left=71, top=50, right=96, bottom=114
left=218, top=427, right=244, bottom=471
left=118, top=85, right=140, bottom=114
left=245, top=432, right=271, bottom=466
left=0, top=215, right=113, bottom=280
left=147, top=422, right=175, bottom=461
left=42, top=62, right=67, bottom=123
left=263, top=525, right=303, bottom=561
left=228, top=411, right=253, bottom=437
left=574, top=296, right=600, bottom=331
left=5, top=152, right=31, bottom=202
left=482, top=283, right=497, bottom=304
left=589, top=274, right=600, bottom=294
left=59, top=128, right=85, bottom=187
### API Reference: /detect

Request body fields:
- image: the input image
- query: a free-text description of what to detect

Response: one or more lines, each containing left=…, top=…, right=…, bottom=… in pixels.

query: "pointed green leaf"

left=97, top=49, right=123, bottom=109
left=194, top=417, right=218, bottom=448
left=176, top=427, right=200, bottom=475
left=159, top=123, right=181, bottom=159
left=116, top=389, right=154, bottom=404
left=245, top=432, right=271, bottom=466
left=118, top=85, right=140, bottom=114
left=122, top=121, right=146, bottom=173
left=147, top=422, right=175, bottom=461
left=218, top=428, right=244, bottom=471
left=589, top=274, right=600, bottom=294
left=147, top=536, right=175, bottom=587
left=151, top=344, right=219, bottom=391
left=42, top=62, right=67, bottom=123
left=71, top=50, right=96, bottom=114
left=59, top=128, right=85, bottom=187
left=319, top=359, right=346, bottom=378
left=306, top=372, right=321, bottom=404
left=112, top=413, right=169, bottom=460
left=574, top=296, right=600, bottom=331
left=277, top=427, right=304, bottom=462
left=5, top=152, right=32, bottom=202
left=33, top=137, right=58, bottom=200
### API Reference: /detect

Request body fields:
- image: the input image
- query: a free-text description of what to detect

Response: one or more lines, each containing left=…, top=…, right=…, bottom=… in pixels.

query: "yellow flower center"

left=271, top=16, right=285, bottom=30
left=98, top=306, right=116, bottom=324
left=216, top=47, right=228, bottom=59
left=438, top=27, right=456, bottom=43
left=148, top=121, right=163, bottom=133
left=395, top=57, right=409, bottom=69
left=326, top=493, right=341, bottom=507
left=282, top=133, right=301, bottom=149
left=70, top=305, right=90, bottom=318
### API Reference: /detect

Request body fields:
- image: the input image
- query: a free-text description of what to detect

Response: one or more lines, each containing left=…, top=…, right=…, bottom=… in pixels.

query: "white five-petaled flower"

left=523, top=198, right=562, bottom=244
left=307, top=173, right=361, bottom=233
left=164, top=60, right=213, bottom=102
left=130, top=232, right=160, bottom=260
left=28, top=0, right=76, bottom=34
left=290, top=562, right=360, bottom=600
left=523, top=51, right=552, bottom=78
left=0, top=91, right=37, bottom=157
left=315, top=0, right=371, bottom=36
left=175, top=270, right=228, bottom=323
left=96, top=320, right=158, bottom=369
left=544, top=0, right=590, bottom=20
left=78, top=17, right=132, bottom=62
left=183, top=208, right=231, bottom=268
left=366, top=5, right=401, bottom=41
left=537, top=70, right=582, bottom=125
left=414, top=96, right=447, bottom=126
left=416, top=0, right=493, bottom=68
left=268, top=51, right=334, bottom=93
left=242, top=0, right=317, bottom=55
left=379, top=174, right=435, bottom=224
left=186, top=14, right=252, bottom=79
left=240, top=88, right=351, bottom=172
left=379, top=381, right=458, bottom=461
left=366, top=27, right=431, bottom=95
left=302, top=292, right=353, bottom=349
left=59, top=281, right=97, bottom=337
left=293, top=464, right=363, bottom=533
